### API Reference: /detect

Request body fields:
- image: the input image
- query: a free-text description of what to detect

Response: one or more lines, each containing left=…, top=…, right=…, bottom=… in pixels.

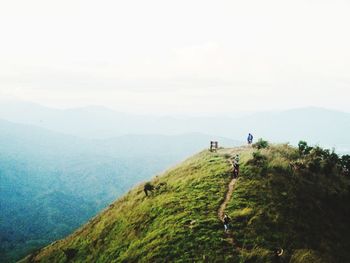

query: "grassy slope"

left=21, top=145, right=350, bottom=263
left=227, top=145, right=350, bottom=262
left=21, top=150, right=239, bottom=262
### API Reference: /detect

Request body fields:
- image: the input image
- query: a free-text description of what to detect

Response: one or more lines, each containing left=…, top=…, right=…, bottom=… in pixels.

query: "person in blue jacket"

left=247, top=133, right=253, bottom=144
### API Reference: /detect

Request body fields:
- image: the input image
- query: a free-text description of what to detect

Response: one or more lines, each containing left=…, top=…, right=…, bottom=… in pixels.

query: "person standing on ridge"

left=247, top=133, right=253, bottom=144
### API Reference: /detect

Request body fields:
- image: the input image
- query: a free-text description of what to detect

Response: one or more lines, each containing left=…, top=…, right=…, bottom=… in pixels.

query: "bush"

left=304, top=146, right=341, bottom=175
left=247, top=151, right=269, bottom=176
left=341, top=155, right=350, bottom=176
left=323, top=150, right=340, bottom=174
left=250, top=151, right=268, bottom=167
left=298, top=141, right=313, bottom=155
left=253, top=139, right=269, bottom=149
left=144, top=182, right=154, bottom=191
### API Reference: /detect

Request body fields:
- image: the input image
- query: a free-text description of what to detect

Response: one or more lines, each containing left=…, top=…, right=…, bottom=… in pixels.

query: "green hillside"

left=1, top=119, right=241, bottom=263
left=20, top=143, right=350, bottom=262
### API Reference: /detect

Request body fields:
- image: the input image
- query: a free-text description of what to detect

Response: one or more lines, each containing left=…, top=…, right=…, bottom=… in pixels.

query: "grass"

left=20, top=145, right=350, bottom=262
left=21, top=150, right=237, bottom=262
left=226, top=145, right=350, bottom=262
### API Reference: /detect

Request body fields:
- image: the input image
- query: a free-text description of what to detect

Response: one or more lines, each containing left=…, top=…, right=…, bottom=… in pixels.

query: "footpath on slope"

left=216, top=149, right=244, bottom=249
left=217, top=177, right=237, bottom=222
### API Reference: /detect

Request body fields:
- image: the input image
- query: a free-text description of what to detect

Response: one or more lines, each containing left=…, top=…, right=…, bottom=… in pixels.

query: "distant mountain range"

left=0, top=118, right=239, bottom=262
left=0, top=101, right=349, bottom=153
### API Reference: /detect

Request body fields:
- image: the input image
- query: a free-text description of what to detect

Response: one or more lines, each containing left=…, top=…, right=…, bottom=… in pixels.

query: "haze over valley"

left=1, top=0, right=350, bottom=262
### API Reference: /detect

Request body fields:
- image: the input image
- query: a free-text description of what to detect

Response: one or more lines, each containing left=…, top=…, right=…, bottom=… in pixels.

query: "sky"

left=0, top=0, right=349, bottom=115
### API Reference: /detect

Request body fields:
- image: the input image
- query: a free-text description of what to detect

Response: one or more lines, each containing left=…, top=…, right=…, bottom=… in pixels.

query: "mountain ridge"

left=20, top=144, right=350, bottom=262
left=1, top=101, right=349, bottom=154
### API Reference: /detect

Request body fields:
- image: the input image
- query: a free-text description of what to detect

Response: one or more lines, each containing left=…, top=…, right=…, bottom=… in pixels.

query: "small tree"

left=303, top=146, right=341, bottom=175
left=298, top=141, right=313, bottom=155
left=144, top=182, right=154, bottom=196
left=323, top=150, right=340, bottom=174
left=253, top=138, right=269, bottom=149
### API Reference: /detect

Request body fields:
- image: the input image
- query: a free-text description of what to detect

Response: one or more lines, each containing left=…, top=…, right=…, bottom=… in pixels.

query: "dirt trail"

left=217, top=151, right=241, bottom=248
left=218, top=177, right=237, bottom=221
left=217, top=155, right=238, bottom=221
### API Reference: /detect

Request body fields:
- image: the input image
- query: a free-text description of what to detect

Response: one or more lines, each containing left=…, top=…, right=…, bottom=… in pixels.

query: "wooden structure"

left=210, top=141, right=218, bottom=152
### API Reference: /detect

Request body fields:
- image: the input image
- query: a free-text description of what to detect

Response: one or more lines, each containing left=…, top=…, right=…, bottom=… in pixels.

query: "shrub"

left=323, top=150, right=340, bottom=174
left=341, top=155, right=350, bottom=176
left=253, top=139, right=269, bottom=149
left=144, top=182, right=155, bottom=196
left=250, top=151, right=268, bottom=167
left=298, top=141, right=313, bottom=155
left=63, top=248, right=78, bottom=261
left=144, top=182, right=154, bottom=191
left=304, top=146, right=341, bottom=175
left=247, top=151, right=269, bottom=176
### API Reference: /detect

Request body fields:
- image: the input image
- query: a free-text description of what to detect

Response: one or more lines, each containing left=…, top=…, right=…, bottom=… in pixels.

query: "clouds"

left=0, top=0, right=349, bottom=114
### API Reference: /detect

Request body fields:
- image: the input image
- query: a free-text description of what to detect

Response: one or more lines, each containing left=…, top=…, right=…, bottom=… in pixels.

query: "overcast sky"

left=0, top=0, right=349, bottom=115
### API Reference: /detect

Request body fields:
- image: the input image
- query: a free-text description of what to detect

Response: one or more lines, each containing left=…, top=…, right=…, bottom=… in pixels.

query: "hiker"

left=247, top=133, right=253, bottom=144
left=223, top=214, right=231, bottom=232
left=233, top=163, right=239, bottom=178
left=234, top=154, right=240, bottom=164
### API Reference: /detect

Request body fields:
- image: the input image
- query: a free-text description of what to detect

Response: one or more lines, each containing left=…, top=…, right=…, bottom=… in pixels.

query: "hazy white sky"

left=0, top=0, right=349, bottom=115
